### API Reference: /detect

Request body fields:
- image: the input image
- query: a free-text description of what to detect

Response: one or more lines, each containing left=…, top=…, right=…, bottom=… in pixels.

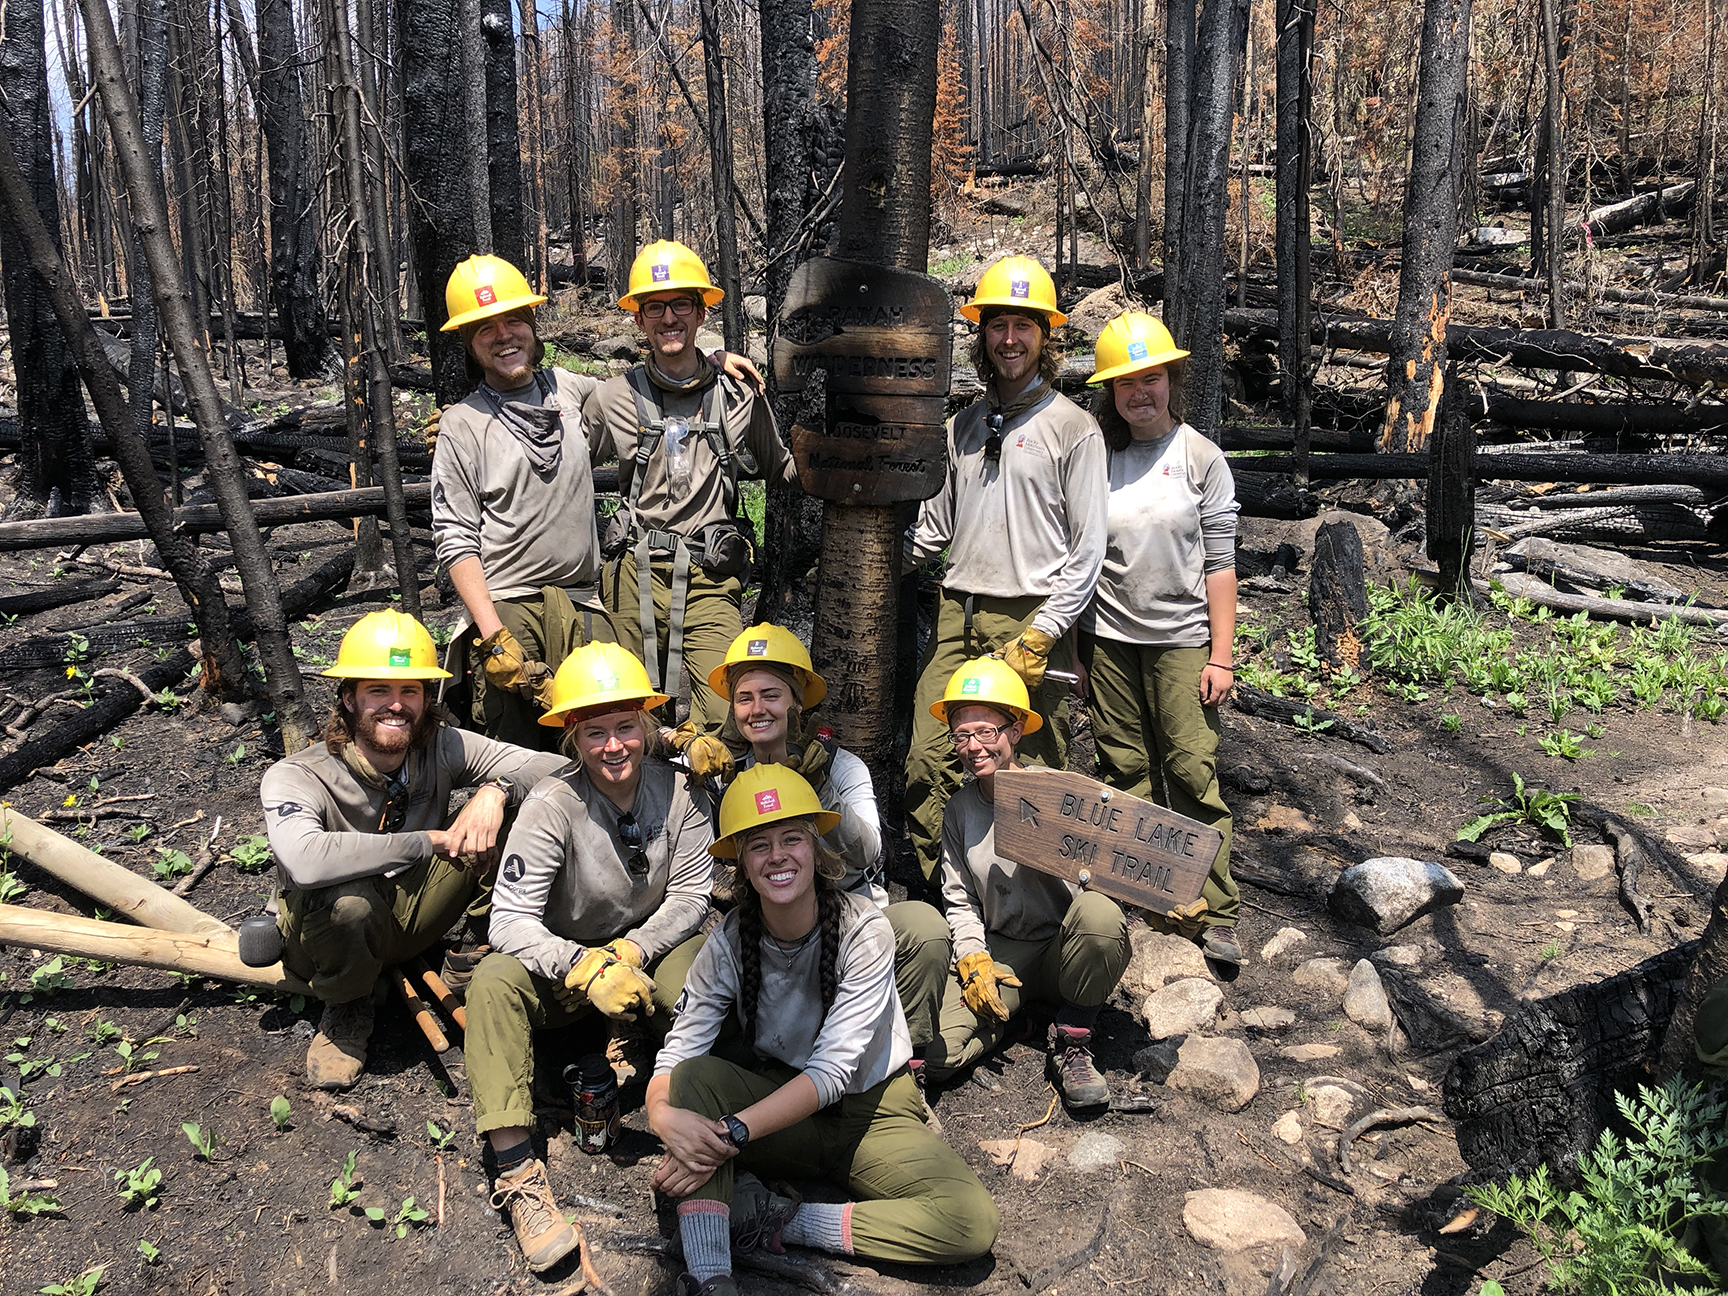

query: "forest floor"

left=2, top=182, right=1727, bottom=1296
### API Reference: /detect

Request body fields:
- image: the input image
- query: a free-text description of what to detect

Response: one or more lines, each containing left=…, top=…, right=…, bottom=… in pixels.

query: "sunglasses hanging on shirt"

left=615, top=812, right=651, bottom=877
left=984, top=412, right=1005, bottom=461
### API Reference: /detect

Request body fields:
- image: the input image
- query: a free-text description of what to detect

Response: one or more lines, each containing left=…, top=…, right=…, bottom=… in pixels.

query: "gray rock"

left=1371, top=944, right=1427, bottom=968
left=1067, top=1131, right=1127, bottom=1173
left=1303, top=1077, right=1371, bottom=1129
left=592, top=335, right=640, bottom=360
left=1278, top=1043, right=1339, bottom=1062
left=1329, top=857, right=1464, bottom=933
left=1168, top=1035, right=1260, bottom=1112
left=1259, top=927, right=1309, bottom=961
left=1343, top=959, right=1393, bottom=1031
left=1141, top=978, right=1223, bottom=1039
left=1132, top=1038, right=1185, bottom=1083
left=1182, top=1189, right=1306, bottom=1253
left=978, top=191, right=1029, bottom=217
left=1271, top=1110, right=1304, bottom=1144
left=742, top=294, right=768, bottom=324
left=1488, top=851, right=1523, bottom=875
left=1240, top=1006, right=1297, bottom=1031
left=1292, top=957, right=1352, bottom=997
left=217, top=701, right=253, bottom=727
left=1572, top=843, right=1615, bottom=881
left=1121, top=928, right=1212, bottom=996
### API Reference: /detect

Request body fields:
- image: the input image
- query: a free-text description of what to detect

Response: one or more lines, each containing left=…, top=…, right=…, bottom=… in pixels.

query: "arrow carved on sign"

left=1018, top=797, right=1040, bottom=826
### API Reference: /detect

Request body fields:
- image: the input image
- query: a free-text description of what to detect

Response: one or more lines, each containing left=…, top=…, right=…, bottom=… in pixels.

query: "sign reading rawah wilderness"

left=773, top=257, right=953, bottom=504
left=991, top=768, right=1223, bottom=915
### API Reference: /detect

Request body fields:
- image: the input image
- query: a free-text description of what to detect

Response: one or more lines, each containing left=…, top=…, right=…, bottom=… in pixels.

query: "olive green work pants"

left=666, top=1056, right=999, bottom=1265
left=926, top=890, right=1129, bottom=1082
left=1080, top=635, right=1238, bottom=929
left=466, top=937, right=704, bottom=1135
left=278, top=855, right=485, bottom=1006
left=905, top=590, right=1073, bottom=881
left=469, top=591, right=617, bottom=751
left=602, top=551, right=742, bottom=734
left=884, top=900, right=951, bottom=1051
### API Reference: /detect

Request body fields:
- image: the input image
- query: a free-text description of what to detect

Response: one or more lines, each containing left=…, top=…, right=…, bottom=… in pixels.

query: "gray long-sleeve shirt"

left=431, top=368, right=604, bottom=603
left=655, top=891, right=911, bottom=1107
left=260, top=729, right=566, bottom=890
left=736, top=748, right=885, bottom=905
left=488, top=757, right=714, bottom=979
left=1086, top=424, right=1239, bottom=646
left=904, top=389, right=1109, bottom=640
left=940, top=778, right=1078, bottom=962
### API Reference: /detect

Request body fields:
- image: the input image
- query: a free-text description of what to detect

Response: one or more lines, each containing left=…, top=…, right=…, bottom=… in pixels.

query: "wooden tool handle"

left=413, top=958, right=467, bottom=1032
left=390, top=966, right=450, bottom=1053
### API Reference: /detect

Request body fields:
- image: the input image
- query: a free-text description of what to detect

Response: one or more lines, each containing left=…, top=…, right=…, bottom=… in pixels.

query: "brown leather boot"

left=489, top=1158, right=578, bottom=1272
left=305, top=999, right=374, bottom=1091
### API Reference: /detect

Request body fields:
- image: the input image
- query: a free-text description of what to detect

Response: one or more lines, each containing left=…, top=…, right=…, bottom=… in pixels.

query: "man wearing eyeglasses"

left=583, top=240, right=800, bottom=750
left=261, top=611, right=571, bottom=1091
left=902, top=255, right=1108, bottom=884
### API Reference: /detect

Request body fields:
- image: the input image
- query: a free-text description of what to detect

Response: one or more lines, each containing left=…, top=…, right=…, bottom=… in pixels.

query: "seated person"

left=467, top=641, right=714, bottom=1272
left=647, top=765, right=999, bottom=1296
left=262, top=611, right=567, bottom=1090
left=924, top=657, right=1131, bottom=1110
left=678, top=623, right=950, bottom=1079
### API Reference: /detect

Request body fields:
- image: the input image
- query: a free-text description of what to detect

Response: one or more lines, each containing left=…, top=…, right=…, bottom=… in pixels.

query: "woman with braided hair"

left=648, top=765, right=999, bottom=1296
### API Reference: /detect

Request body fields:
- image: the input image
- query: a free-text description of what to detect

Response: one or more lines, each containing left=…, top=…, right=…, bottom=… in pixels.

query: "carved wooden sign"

left=991, top=768, right=1222, bottom=915
left=774, top=257, right=952, bottom=503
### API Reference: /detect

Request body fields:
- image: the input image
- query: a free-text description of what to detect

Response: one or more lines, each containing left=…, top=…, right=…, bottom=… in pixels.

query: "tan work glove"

left=790, top=719, right=836, bottom=793
left=1164, top=899, right=1210, bottom=940
left=602, top=939, right=644, bottom=968
left=1001, top=626, right=1057, bottom=690
left=423, top=403, right=444, bottom=457
left=957, top=951, right=1022, bottom=1023
left=477, top=627, right=541, bottom=696
left=559, top=946, right=658, bottom=1020
left=667, top=718, right=735, bottom=782
left=523, top=659, right=556, bottom=711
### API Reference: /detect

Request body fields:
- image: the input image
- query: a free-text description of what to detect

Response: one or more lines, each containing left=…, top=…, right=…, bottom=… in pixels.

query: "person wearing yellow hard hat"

left=902, top=254, right=1108, bottom=887
left=584, top=240, right=802, bottom=744
left=1076, top=310, right=1242, bottom=964
left=922, top=658, right=1131, bottom=1111
left=461, top=640, right=714, bottom=1272
left=647, top=765, right=999, bottom=1288
left=697, top=624, right=953, bottom=1082
left=261, top=611, right=570, bottom=1092
left=430, top=254, right=761, bottom=753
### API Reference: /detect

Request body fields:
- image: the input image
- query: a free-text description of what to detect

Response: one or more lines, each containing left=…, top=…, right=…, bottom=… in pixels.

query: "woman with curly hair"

left=647, top=765, right=998, bottom=1296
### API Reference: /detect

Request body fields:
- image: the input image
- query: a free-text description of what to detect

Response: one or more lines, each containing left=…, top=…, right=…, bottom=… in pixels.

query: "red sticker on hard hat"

left=747, top=640, right=768, bottom=656
left=1010, top=279, right=1030, bottom=298
left=652, top=264, right=671, bottom=282
left=475, top=285, right=497, bottom=306
left=755, top=789, right=781, bottom=815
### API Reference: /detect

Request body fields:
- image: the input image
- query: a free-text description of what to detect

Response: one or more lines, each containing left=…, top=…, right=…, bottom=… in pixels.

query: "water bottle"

left=565, top=1054, right=620, bottom=1155
left=663, top=417, right=693, bottom=501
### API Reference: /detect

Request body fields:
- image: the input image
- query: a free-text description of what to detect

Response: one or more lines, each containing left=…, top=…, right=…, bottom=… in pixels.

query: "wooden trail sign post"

left=773, top=256, right=953, bottom=504
left=992, top=768, right=1224, bottom=915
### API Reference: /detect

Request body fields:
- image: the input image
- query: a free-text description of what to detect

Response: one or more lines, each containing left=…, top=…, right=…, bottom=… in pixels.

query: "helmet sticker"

left=1127, top=340, right=1149, bottom=361
left=961, top=676, right=982, bottom=695
left=388, top=648, right=411, bottom=667
left=651, top=264, right=672, bottom=282
left=595, top=672, right=620, bottom=690
left=475, top=285, right=496, bottom=306
left=754, top=789, right=781, bottom=815
left=747, top=639, right=768, bottom=656
left=1009, top=279, right=1030, bottom=298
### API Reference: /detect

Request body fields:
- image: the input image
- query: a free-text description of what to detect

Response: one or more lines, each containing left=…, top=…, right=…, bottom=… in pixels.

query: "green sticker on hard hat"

left=389, top=648, right=411, bottom=667
left=1127, top=340, right=1149, bottom=361
left=596, top=672, right=620, bottom=690
left=961, top=676, right=982, bottom=695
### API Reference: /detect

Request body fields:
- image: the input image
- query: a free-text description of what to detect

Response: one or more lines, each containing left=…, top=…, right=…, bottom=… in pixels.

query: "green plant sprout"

left=426, top=1119, right=457, bottom=1152
left=328, top=1151, right=362, bottom=1208
left=1458, top=773, right=1581, bottom=847
left=230, top=834, right=273, bottom=873
left=0, top=1164, right=59, bottom=1218
left=114, top=1158, right=162, bottom=1209
left=270, top=1096, right=292, bottom=1132
left=182, top=1122, right=218, bottom=1161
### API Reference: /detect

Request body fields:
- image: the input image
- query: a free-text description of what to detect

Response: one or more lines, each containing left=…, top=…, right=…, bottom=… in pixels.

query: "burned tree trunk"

left=0, top=0, right=98, bottom=520
left=483, top=0, right=524, bottom=269
left=1380, top=0, right=1472, bottom=454
left=1537, top=0, right=1566, bottom=328
left=1162, top=0, right=1194, bottom=324
left=458, top=0, right=493, bottom=254
left=1274, top=0, right=1314, bottom=480
left=1427, top=369, right=1477, bottom=606
left=698, top=0, right=744, bottom=350
left=609, top=0, right=641, bottom=296
left=1308, top=519, right=1369, bottom=673
left=1659, top=875, right=1728, bottom=1081
left=560, top=0, right=589, bottom=290
left=257, top=0, right=337, bottom=378
left=1134, top=22, right=1158, bottom=269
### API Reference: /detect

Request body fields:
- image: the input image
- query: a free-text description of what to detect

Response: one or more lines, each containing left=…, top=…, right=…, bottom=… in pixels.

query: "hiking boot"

left=489, top=1158, right=579, bottom=1273
left=439, top=943, right=490, bottom=1001
left=306, top=999, right=375, bottom=1090
left=1047, top=1024, right=1111, bottom=1110
left=677, top=1276, right=740, bottom=1296
left=1202, top=927, right=1243, bottom=966
left=731, top=1173, right=799, bottom=1256
left=607, top=1017, right=652, bottom=1087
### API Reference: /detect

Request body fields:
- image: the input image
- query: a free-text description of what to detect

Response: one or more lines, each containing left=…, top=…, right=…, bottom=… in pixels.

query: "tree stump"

left=1308, top=519, right=1369, bottom=673
left=1427, top=371, right=1477, bottom=606
left=1442, top=941, right=1695, bottom=1184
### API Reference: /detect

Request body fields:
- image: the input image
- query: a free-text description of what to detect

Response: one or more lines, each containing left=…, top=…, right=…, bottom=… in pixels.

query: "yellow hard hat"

left=618, top=240, right=725, bottom=312
left=929, top=655, right=1043, bottom=734
left=710, top=763, right=841, bottom=859
left=324, top=611, right=452, bottom=680
left=708, top=624, right=828, bottom=710
left=1088, top=310, right=1189, bottom=385
left=539, top=642, right=671, bottom=727
left=960, top=255, right=1067, bottom=326
left=440, top=254, right=548, bottom=332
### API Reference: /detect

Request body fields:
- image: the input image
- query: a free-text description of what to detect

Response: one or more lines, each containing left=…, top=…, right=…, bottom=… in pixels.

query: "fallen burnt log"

left=0, top=580, right=120, bottom=617
left=1478, top=501, right=1713, bottom=545
left=1473, top=571, right=1728, bottom=627
left=1443, top=941, right=1695, bottom=1183
left=1452, top=267, right=1728, bottom=315
left=1230, top=685, right=1392, bottom=753
left=1226, top=450, right=1728, bottom=490
left=1234, top=471, right=1318, bottom=518
left=1515, top=484, right=1715, bottom=509
left=1224, top=306, right=1728, bottom=387
left=1578, top=181, right=1696, bottom=239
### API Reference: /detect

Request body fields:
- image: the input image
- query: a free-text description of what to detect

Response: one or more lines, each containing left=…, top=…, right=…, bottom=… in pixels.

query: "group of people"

left=255, top=243, right=1243, bottom=1291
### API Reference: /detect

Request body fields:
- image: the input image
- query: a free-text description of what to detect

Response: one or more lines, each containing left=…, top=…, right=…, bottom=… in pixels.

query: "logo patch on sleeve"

left=651, top=264, right=672, bottom=283
left=502, top=854, right=526, bottom=884
left=388, top=648, right=411, bottom=667
left=1127, top=340, right=1149, bottom=361
left=1009, top=278, right=1030, bottom=298
left=474, top=285, right=496, bottom=306
left=754, top=789, right=782, bottom=815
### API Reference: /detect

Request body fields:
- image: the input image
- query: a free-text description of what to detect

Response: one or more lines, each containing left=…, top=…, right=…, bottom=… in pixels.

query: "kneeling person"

left=468, top=642, right=714, bottom=1272
left=263, top=611, right=568, bottom=1090
left=925, top=657, right=1131, bottom=1110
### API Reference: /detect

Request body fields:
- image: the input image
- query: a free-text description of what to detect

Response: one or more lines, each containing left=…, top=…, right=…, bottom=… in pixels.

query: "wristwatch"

left=722, top=1115, right=750, bottom=1149
left=483, top=776, right=518, bottom=799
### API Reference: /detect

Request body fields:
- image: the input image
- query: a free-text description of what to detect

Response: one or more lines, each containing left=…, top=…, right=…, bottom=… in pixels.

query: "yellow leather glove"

left=668, top=719, right=735, bottom=782
left=603, top=939, right=644, bottom=968
left=586, top=961, right=657, bottom=1020
left=791, top=719, right=835, bottom=793
left=423, top=404, right=444, bottom=458
left=1164, top=899, right=1210, bottom=939
left=477, top=626, right=541, bottom=696
left=558, top=946, right=614, bottom=1008
left=957, top=951, right=1022, bottom=1023
left=523, top=659, right=556, bottom=711
left=1001, top=626, right=1057, bottom=690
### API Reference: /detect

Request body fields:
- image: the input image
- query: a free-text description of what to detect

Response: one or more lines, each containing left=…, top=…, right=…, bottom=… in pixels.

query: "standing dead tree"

left=1536, top=0, right=1566, bottom=327
left=1381, top=0, right=1473, bottom=454
left=1274, top=0, right=1315, bottom=480
left=697, top=0, right=744, bottom=351
left=1162, top=0, right=1194, bottom=320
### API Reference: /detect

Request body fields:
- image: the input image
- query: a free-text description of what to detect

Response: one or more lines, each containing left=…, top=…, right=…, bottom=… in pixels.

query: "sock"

left=492, top=1137, right=533, bottom=1176
left=678, top=1200, right=732, bottom=1281
left=781, top=1202, right=854, bottom=1255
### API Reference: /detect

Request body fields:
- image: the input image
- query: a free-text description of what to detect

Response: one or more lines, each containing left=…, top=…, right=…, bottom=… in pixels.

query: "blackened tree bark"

left=483, top=0, right=525, bottom=271
left=1380, top=0, right=1472, bottom=454
left=258, top=0, right=337, bottom=378
left=610, top=0, right=640, bottom=294
left=1537, top=0, right=1566, bottom=328
left=1173, top=0, right=1247, bottom=438
left=404, top=0, right=483, bottom=404
left=459, top=0, right=494, bottom=253
left=809, top=0, right=940, bottom=791
left=698, top=0, right=744, bottom=350
left=1134, top=23, right=1158, bottom=268
left=1274, top=0, right=1314, bottom=480
left=1427, top=368, right=1476, bottom=605
left=0, top=0, right=97, bottom=520
left=560, top=0, right=589, bottom=288
left=1161, top=0, right=1194, bottom=323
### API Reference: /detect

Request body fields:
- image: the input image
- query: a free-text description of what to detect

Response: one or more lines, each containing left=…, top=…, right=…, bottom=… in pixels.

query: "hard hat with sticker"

left=961, top=676, right=982, bottom=694
left=652, top=264, right=671, bottom=282
left=475, top=285, right=496, bottom=306
left=389, top=648, right=411, bottom=667
left=1010, top=279, right=1030, bottom=298
left=747, top=640, right=768, bottom=656
left=1127, top=340, right=1149, bottom=361
left=754, top=789, right=781, bottom=815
